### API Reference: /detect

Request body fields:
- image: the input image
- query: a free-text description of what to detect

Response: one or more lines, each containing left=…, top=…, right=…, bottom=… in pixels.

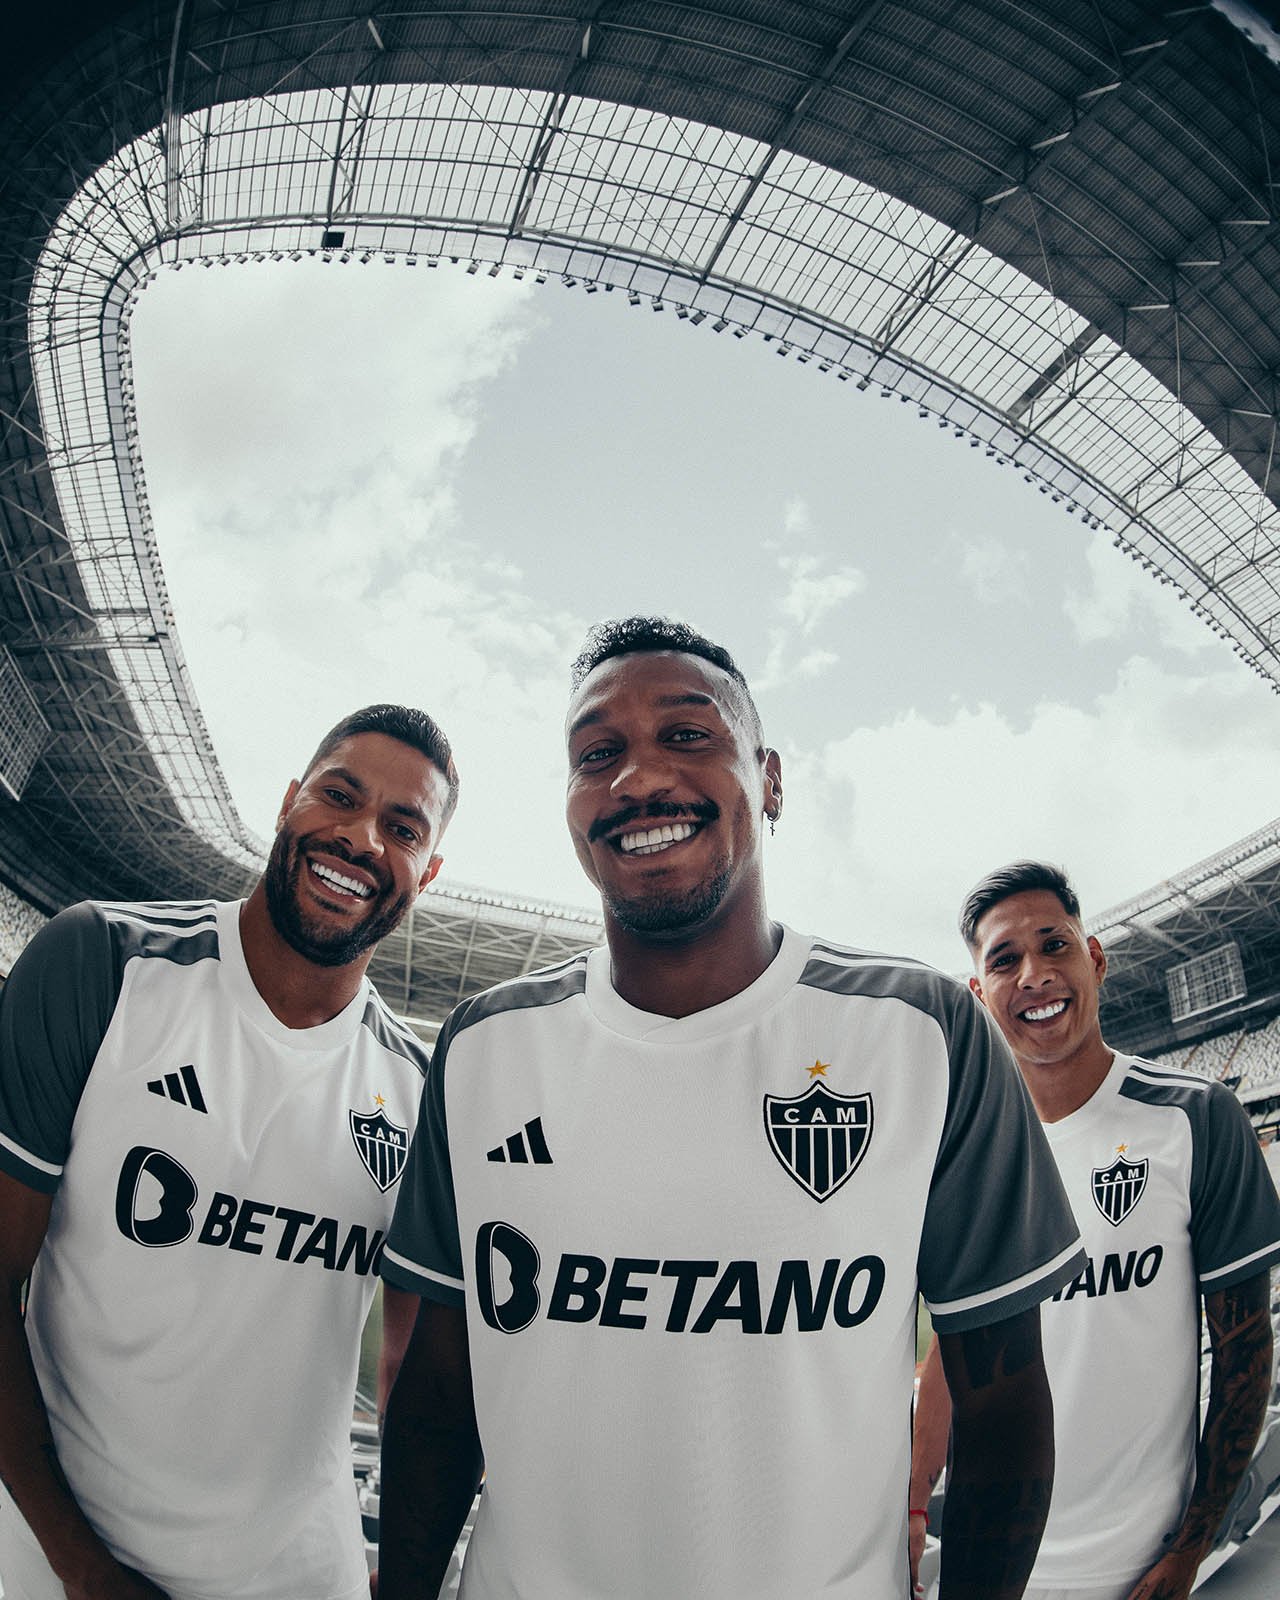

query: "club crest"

left=764, top=1082, right=873, bottom=1203
left=349, top=1106, right=409, bottom=1192
left=1091, top=1153, right=1148, bottom=1226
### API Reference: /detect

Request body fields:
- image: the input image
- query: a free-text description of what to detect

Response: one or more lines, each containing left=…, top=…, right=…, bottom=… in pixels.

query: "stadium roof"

left=1093, top=812, right=1280, bottom=1053
left=1, top=0, right=1277, bottom=1026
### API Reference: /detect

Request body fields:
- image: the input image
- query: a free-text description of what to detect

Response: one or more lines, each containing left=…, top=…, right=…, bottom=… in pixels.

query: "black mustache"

left=588, top=800, right=719, bottom=844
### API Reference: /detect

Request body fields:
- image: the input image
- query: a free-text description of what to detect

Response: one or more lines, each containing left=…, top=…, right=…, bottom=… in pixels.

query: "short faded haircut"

left=303, top=703, right=459, bottom=826
left=569, top=616, right=764, bottom=748
left=959, top=860, right=1082, bottom=951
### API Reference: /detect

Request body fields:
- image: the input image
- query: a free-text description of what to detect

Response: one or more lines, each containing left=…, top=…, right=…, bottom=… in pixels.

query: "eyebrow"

left=568, top=691, right=718, bottom=742
left=319, top=766, right=430, bottom=827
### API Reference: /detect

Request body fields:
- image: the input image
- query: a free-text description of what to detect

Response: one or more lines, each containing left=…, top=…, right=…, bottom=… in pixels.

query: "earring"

left=767, top=810, right=777, bottom=836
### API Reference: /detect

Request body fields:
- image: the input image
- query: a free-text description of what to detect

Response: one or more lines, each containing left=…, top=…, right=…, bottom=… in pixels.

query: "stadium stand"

left=2, top=0, right=1278, bottom=1037
left=0, top=4, right=1276, bottom=1592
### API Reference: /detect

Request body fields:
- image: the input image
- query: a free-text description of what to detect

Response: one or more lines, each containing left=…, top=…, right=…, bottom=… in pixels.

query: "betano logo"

left=474, top=1219, right=886, bottom=1337
left=113, top=1145, right=384, bottom=1274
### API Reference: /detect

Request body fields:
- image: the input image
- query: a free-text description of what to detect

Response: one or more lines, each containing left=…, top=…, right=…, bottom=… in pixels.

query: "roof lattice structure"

left=1, top=0, right=1278, bottom=1027
left=1092, top=814, right=1280, bottom=1054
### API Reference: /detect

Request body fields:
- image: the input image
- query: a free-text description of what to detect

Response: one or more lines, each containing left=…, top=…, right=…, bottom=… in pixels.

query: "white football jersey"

left=1033, top=1053, right=1280, bottom=1586
left=384, top=927, right=1084, bottom=1599
left=0, top=900, right=427, bottom=1600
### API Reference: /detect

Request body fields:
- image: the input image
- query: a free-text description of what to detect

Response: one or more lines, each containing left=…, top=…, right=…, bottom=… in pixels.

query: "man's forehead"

left=312, top=732, right=445, bottom=793
left=567, top=650, right=744, bottom=727
left=977, top=889, right=1080, bottom=947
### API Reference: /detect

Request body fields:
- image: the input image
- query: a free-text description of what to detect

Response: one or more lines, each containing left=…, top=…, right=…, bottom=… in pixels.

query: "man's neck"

left=606, top=911, right=783, bottom=1018
left=1020, top=1034, right=1116, bottom=1123
left=238, top=886, right=368, bottom=1029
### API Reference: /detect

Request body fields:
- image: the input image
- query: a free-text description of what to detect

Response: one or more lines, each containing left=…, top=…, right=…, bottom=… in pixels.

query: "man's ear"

left=275, top=778, right=301, bottom=832
left=763, top=748, right=783, bottom=819
left=418, top=854, right=444, bottom=894
left=969, top=974, right=987, bottom=1007
left=1087, top=934, right=1107, bottom=989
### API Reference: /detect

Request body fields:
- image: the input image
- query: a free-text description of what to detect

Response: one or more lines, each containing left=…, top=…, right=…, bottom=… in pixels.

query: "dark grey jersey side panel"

left=382, top=1032, right=461, bottom=1302
left=0, top=901, right=221, bottom=1191
left=359, top=993, right=430, bottom=1077
left=1122, top=1068, right=1280, bottom=1289
left=381, top=958, right=590, bottom=1300
left=0, top=904, right=126, bottom=1189
left=446, top=956, right=589, bottom=1041
left=801, top=950, right=1083, bottom=1329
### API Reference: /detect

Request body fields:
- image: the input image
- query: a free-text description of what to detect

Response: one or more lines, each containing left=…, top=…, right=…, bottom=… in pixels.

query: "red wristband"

left=908, top=1508, right=929, bottom=1520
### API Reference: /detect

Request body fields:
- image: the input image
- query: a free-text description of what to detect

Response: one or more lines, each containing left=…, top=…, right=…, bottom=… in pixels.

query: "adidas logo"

left=147, top=1064, right=208, bottom=1114
left=487, top=1116, right=552, bottom=1164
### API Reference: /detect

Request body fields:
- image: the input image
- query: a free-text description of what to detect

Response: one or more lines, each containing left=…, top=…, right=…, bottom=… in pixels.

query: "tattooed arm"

left=935, top=1305, right=1053, bottom=1600
left=376, top=1297, right=483, bottom=1600
left=0, top=1170, right=168, bottom=1598
left=1122, top=1270, right=1274, bottom=1600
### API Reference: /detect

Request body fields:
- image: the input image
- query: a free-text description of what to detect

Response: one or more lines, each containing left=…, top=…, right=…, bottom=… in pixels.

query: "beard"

left=263, top=826, right=412, bottom=968
left=604, top=858, right=734, bottom=938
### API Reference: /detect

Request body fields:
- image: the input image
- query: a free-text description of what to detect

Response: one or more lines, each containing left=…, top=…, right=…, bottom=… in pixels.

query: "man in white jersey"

left=0, top=704, right=458, bottom=1600
left=377, top=617, right=1088, bottom=1600
left=910, top=861, right=1280, bottom=1600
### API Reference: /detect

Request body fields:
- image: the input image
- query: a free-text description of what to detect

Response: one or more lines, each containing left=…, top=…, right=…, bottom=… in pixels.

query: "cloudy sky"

left=129, top=259, right=1280, bottom=972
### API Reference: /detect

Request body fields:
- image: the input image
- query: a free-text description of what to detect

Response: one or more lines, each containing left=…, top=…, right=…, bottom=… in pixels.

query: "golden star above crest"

left=374, top=1093, right=386, bottom=1108
left=807, top=1060, right=830, bottom=1079
left=1115, top=1142, right=1128, bottom=1155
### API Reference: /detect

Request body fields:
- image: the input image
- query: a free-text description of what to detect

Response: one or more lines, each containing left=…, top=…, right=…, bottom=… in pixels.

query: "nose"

left=609, top=743, right=676, bottom=804
left=1017, top=951, right=1054, bottom=987
left=334, top=805, right=384, bottom=861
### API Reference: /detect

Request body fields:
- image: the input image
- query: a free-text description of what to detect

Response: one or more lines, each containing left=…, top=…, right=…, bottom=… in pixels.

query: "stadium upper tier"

left=1092, top=813, right=1280, bottom=1057
left=0, top=1, right=1278, bottom=1029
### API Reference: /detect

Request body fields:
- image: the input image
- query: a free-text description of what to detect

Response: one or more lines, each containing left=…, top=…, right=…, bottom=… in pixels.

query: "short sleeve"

left=0, top=902, right=122, bottom=1192
left=1190, top=1081, right=1280, bottom=1292
left=918, top=987, right=1085, bottom=1333
left=380, top=1018, right=464, bottom=1303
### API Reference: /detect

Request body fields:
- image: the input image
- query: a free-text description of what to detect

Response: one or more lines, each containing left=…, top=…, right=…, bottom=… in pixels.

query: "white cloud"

left=754, top=509, right=866, bottom=692
left=948, top=530, right=1030, bottom=604
left=767, top=653, right=1280, bottom=971
left=1064, top=528, right=1214, bottom=654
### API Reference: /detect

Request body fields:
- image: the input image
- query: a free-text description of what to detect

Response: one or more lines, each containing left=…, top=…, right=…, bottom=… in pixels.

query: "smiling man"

left=377, top=619, right=1087, bottom=1600
left=910, top=861, right=1280, bottom=1600
left=0, top=704, right=457, bottom=1600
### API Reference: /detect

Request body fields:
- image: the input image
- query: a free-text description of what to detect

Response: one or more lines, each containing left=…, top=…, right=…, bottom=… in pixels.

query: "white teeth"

left=310, top=861, right=373, bottom=898
left=619, top=822, right=697, bottom=855
left=1023, top=1000, right=1067, bottom=1022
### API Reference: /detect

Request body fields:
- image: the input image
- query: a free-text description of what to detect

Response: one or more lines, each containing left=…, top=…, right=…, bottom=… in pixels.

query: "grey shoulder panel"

left=443, top=952, right=589, bottom=1046
left=360, top=990, right=430, bottom=1078
left=800, top=943, right=963, bottom=1019
left=383, top=1021, right=463, bottom=1296
left=1124, top=1062, right=1280, bottom=1289
left=96, top=900, right=220, bottom=967
left=1135, top=1064, right=1280, bottom=1289
left=800, top=943, right=1082, bottom=1329
left=0, top=900, right=223, bottom=1191
left=0, top=903, right=129, bottom=1190
left=382, top=956, right=591, bottom=1299
left=1118, top=1061, right=1212, bottom=1114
